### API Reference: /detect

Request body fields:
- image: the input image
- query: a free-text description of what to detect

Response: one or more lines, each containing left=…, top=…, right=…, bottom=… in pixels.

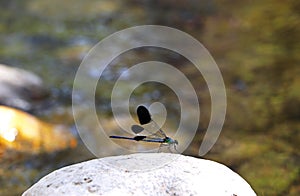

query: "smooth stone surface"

left=23, top=153, right=256, bottom=196
left=0, top=64, right=48, bottom=111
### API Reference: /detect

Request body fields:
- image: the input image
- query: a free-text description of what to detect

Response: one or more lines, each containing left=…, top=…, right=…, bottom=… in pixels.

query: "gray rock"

left=0, top=64, right=48, bottom=111
left=23, top=153, right=256, bottom=196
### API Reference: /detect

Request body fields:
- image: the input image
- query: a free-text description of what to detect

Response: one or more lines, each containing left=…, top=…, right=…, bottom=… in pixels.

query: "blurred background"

left=0, top=0, right=299, bottom=195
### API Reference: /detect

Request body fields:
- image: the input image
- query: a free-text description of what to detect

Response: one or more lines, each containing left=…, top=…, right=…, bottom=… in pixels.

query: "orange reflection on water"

left=0, top=105, right=77, bottom=154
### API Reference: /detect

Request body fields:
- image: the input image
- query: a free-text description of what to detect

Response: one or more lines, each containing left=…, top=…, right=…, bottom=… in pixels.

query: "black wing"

left=134, top=105, right=167, bottom=138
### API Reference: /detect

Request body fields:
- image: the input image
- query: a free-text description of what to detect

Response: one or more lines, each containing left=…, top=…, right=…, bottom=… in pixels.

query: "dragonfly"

left=109, top=105, right=179, bottom=152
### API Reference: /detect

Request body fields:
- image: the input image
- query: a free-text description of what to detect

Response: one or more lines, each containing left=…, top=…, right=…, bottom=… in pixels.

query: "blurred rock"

left=23, top=153, right=256, bottom=196
left=0, top=64, right=49, bottom=111
left=0, top=105, right=77, bottom=155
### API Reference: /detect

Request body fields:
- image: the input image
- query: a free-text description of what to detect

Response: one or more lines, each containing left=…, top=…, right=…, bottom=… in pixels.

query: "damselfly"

left=110, top=105, right=178, bottom=152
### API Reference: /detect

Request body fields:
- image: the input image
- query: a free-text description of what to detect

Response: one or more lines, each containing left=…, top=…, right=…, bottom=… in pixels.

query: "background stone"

left=0, top=64, right=49, bottom=111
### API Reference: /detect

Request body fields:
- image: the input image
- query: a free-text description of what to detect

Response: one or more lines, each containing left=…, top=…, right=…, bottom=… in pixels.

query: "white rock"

left=0, top=64, right=48, bottom=111
left=23, top=153, right=256, bottom=196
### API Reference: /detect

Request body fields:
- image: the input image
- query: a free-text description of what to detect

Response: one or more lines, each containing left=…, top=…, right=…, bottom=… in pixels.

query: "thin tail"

left=109, top=135, right=136, bottom=140
left=109, top=135, right=150, bottom=142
